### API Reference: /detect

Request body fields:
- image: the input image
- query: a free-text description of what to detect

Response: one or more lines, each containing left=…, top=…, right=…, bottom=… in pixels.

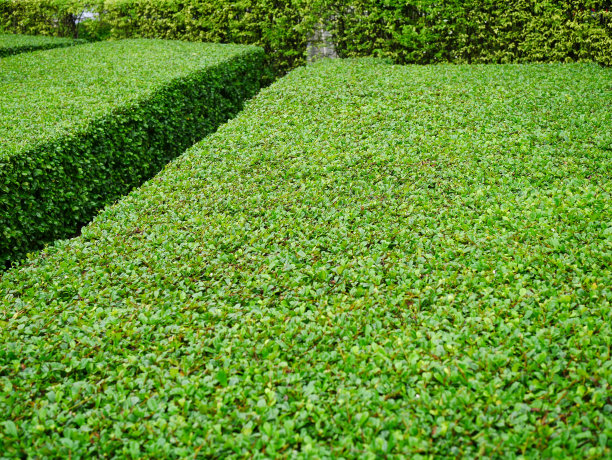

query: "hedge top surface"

left=0, top=32, right=78, bottom=50
left=1, top=60, right=611, bottom=457
left=0, top=39, right=260, bottom=160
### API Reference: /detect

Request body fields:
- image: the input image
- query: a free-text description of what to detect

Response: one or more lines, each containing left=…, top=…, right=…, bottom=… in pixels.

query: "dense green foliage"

left=1, top=0, right=610, bottom=72
left=0, top=33, right=82, bottom=57
left=92, top=0, right=316, bottom=75
left=0, top=0, right=319, bottom=74
left=0, top=39, right=265, bottom=267
left=0, top=0, right=97, bottom=38
left=1, top=60, right=611, bottom=457
left=330, top=0, right=612, bottom=66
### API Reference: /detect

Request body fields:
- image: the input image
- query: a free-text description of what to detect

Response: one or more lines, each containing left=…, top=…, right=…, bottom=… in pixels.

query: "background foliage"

left=1, top=1, right=610, bottom=71
left=0, top=0, right=321, bottom=74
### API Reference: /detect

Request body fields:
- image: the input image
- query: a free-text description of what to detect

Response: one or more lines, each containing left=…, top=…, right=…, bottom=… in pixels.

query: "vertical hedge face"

left=0, top=1, right=609, bottom=71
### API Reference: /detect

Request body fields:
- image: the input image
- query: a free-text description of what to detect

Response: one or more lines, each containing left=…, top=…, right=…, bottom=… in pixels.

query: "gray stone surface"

left=307, top=23, right=338, bottom=62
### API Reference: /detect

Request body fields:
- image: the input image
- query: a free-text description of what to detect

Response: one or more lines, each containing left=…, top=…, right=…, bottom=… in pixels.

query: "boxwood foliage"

left=0, top=39, right=265, bottom=267
left=0, top=0, right=611, bottom=71
left=1, top=60, right=611, bottom=457
left=0, top=33, right=83, bottom=57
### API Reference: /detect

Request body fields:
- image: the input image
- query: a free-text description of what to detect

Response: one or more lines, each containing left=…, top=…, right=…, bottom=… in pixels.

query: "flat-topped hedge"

left=0, top=33, right=82, bottom=56
left=1, top=60, right=610, bottom=457
left=0, top=39, right=265, bottom=267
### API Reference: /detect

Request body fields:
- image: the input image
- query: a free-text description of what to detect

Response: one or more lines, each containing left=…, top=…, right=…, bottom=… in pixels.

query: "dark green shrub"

left=0, top=39, right=265, bottom=267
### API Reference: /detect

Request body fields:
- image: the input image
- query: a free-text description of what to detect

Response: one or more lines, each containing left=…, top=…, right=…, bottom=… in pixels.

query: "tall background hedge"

left=331, top=0, right=612, bottom=65
left=0, top=1, right=611, bottom=72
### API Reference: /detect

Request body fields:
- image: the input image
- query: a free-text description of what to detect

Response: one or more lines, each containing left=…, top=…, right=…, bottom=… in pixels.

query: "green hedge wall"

left=0, top=0, right=610, bottom=70
left=93, top=0, right=318, bottom=75
left=0, top=39, right=265, bottom=267
left=329, top=0, right=612, bottom=66
left=0, top=0, right=320, bottom=74
left=0, top=33, right=83, bottom=57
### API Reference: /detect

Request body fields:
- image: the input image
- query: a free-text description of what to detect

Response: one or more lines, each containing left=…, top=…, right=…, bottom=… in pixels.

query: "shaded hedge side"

left=0, top=0, right=610, bottom=70
left=0, top=41, right=265, bottom=267
left=0, top=33, right=83, bottom=57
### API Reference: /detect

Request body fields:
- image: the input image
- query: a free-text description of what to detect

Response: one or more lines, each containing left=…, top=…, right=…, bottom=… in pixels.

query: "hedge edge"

left=0, top=34, right=84, bottom=57
left=0, top=45, right=266, bottom=267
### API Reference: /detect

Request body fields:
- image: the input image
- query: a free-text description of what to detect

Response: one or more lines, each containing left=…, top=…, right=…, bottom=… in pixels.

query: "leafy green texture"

left=0, top=39, right=265, bottom=267
left=1, top=0, right=611, bottom=71
left=0, top=33, right=82, bottom=57
left=0, top=0, right=320, bottom=75
left=1, top=60, right=611, bottom=457
left=0, top=0, right=93, bottom=38
left=329, top=0, right=612, bottom=66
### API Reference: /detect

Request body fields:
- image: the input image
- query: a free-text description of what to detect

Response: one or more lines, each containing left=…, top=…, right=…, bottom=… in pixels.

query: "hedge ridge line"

left=0, top=40, right=266, bottom=267
left=0, top=33, right=83, bottom=57
left=0, top=0, right=610, bottom=72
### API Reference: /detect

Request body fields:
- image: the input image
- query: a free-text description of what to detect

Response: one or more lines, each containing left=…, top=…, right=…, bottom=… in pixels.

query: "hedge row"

left=331, top=0, right=612, bottom=65
left=0, top=0, right=611, bottom=71
left=0, top=33, right=82, bottom=57
left=1, top=59, right=611, bottom=457
left=0, top=39, right=265, bottom=267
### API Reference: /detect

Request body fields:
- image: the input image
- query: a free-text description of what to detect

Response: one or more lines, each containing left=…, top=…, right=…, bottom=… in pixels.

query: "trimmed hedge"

left=0, top=39, right=265, bottom=267
left=1, top=60, right=611, bottom=457
left=0, top=0, right=611, bottom=71
left=0, top=33, right=83, bottom=57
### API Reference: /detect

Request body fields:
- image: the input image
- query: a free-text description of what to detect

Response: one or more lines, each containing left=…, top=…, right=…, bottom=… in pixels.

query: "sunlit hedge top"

left=0, top=39, right=258, bottom=160
left=1, top=60, right=611, bottom=457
